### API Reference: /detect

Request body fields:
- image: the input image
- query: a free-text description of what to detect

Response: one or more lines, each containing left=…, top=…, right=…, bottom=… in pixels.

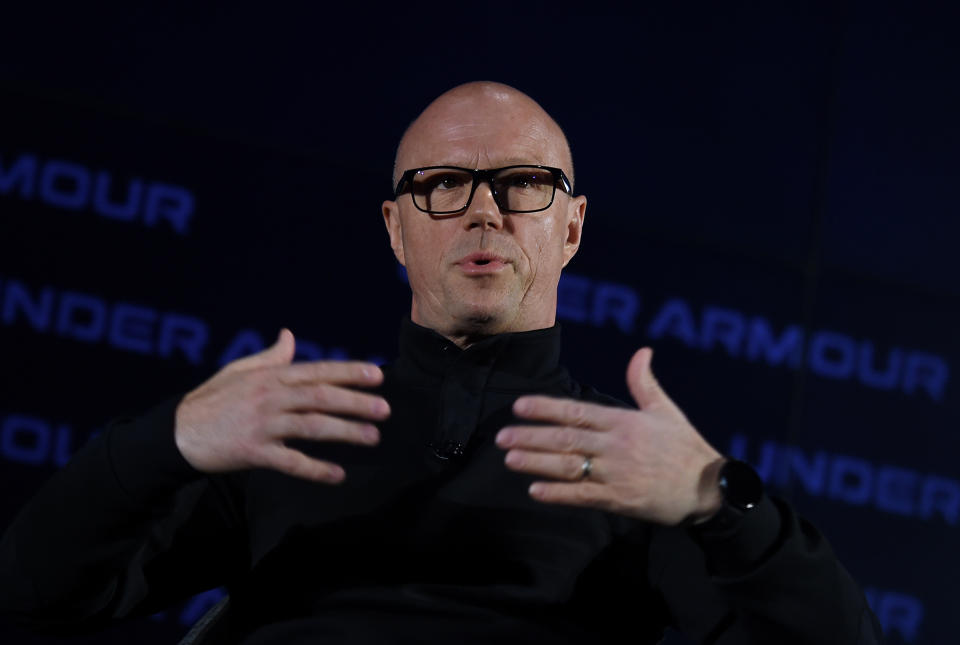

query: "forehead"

left=399, top=94, right=567, bottom=170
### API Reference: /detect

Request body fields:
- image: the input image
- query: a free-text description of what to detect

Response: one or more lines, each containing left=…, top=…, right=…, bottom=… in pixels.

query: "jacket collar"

left=395, top=317, right=566, bottom=388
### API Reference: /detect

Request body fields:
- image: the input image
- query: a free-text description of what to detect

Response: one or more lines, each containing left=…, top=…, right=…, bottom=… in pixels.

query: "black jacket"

left=0, top=319, right=883, bottom=644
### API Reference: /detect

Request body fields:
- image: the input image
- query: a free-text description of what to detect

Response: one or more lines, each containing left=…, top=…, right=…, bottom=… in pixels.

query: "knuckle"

left=569, top=456, right=585, bottom=479
left=313, top=384, right=333, bottom=408
left=558, top=428, right=580, bottom=452
left=567, top=401, right=588, bottom=425
left=286, top=415, right=309, bottom=436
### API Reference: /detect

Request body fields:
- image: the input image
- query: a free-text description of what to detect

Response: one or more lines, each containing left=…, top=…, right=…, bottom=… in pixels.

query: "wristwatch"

left=695, top=458, right=764, bottom=532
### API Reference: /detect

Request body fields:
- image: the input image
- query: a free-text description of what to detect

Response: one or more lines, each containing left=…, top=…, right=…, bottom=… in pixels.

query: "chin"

left=454, top=301, right=514, bottom=334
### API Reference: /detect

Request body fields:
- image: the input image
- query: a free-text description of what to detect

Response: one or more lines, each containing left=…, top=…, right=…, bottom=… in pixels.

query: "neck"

left=410, top=310, right=557, bottom=350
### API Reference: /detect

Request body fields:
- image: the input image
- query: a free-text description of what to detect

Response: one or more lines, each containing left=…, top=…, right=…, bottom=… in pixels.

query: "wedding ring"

left=580, top=456, right=593, bottom=480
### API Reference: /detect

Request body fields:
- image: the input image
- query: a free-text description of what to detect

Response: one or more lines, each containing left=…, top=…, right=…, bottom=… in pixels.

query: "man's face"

left=382, top=85, right=587, bottom=344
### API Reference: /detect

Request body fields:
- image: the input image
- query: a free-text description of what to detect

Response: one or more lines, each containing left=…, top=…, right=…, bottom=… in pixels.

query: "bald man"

left=0, top=83, right=881, bottom=644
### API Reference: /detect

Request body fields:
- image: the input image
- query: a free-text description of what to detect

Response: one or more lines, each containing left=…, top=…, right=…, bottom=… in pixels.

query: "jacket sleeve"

left=648, top=494, right=884, bottom=644
left=0, top=396, right=248, bottom=634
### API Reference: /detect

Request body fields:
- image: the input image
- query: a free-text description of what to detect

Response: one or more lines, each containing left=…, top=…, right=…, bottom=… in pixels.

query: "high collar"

left=395, top=317, right=566, bottom=389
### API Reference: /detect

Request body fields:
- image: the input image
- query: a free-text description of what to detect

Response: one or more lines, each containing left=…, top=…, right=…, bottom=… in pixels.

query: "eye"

left=509, top=173, right=535, bottom=188
left=436, top=175, right=463, bottom=190
left=498, top=170, right=550, bottom=191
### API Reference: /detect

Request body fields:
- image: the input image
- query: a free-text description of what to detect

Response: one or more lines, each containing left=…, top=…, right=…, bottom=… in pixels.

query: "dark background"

left=1, top=2, right=957, bottom=643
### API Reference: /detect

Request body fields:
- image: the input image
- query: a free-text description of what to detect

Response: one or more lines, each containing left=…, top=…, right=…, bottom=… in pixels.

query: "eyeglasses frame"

left=393, top=165, right=573, bottom=215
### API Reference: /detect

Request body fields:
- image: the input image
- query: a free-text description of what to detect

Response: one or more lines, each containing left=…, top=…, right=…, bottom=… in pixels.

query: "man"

left=1, top=82, right=881, bottom=644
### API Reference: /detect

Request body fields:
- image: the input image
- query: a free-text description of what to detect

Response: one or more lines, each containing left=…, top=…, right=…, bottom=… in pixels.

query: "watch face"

left=719, top=459, right=764, bottom=511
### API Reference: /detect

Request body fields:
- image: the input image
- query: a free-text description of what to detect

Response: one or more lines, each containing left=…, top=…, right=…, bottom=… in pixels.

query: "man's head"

left=382, top=81, right=587, bottom=347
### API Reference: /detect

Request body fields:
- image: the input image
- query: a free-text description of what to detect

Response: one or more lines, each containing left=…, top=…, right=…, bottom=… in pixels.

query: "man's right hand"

left=174, top=328, right=390, bottom=484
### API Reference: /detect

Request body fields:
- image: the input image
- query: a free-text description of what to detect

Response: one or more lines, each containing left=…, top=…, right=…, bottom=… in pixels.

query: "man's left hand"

left=495, top=348, right=726, bottom=526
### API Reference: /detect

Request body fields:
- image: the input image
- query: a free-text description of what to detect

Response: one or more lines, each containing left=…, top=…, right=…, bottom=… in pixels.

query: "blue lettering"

left=902, top=353, right=949, bottom=402
left=53, top=423, right=75, bottom=467
left=809, top=331, right=856, bottom=380
left=647, top=298, right=697, bottom=347
left=700, top=307, right=744, bottom=357
left=0, top=415, right=77, bottom=466
left=729, top=435, right=960, bottom=524
left=918, top=476, right=960, bottom=525
left=0, top=154, right=37, bottom=198
left=785, top=447, right=827, bottom=496
left=157, top=313, right=207, bottom=364
left=858, top=342, right=901, bottom=390
left=865, top=588, right=923, bottom=643
left=93, top=173, right=143, bottom=221
left=108, top=303, right=157, bottom=354
left=875, top=467, right=919, bottom=516
left=1, top=279, right=53, bottom=330
left=753, top=441, right=781, bottom=485
left=745, top=319, right=802, bottom=367
left=557, top=273, right=590, bottom=323
left=727, top=434, right=750, bottom=463
left=56, top=291, right=107, bottom=342
left=40, top=159, right=90, bottom=210
left=144, top=183, right=194, bottom=234
left=1, top=415, right=50, bottom=465
left=827, top=456, right=872, bottom=505
left=590, top=282, right=638, bottom=334
left=591, top=282, right=640, bottom=334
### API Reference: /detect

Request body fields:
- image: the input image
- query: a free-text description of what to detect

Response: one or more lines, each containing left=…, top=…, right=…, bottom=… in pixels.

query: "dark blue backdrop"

left=1, top=3, right=957, bottom=643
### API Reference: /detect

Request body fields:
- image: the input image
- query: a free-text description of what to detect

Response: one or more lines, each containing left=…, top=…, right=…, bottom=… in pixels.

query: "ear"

left=382, top=199, right=406, bottom=266
left=561, top=194, right=587, bottom=268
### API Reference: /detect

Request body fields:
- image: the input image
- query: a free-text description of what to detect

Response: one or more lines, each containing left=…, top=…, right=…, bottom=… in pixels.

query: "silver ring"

left=580, top=456, right=593, bottom=480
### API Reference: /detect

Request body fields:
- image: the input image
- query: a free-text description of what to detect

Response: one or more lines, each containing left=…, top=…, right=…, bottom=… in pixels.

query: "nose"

left=463, top=181, right=504, bottom=231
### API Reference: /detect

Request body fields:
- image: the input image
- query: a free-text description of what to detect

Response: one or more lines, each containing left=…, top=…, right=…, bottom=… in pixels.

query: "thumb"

left=626, top=347, right=666, bottom=409
left=228, top=328, right=296, bottom=372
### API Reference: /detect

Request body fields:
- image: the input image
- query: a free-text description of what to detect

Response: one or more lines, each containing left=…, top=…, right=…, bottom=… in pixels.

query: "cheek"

left=403, top=221, right=451, bottom=278
left=523, top=217, right=566, bottom=273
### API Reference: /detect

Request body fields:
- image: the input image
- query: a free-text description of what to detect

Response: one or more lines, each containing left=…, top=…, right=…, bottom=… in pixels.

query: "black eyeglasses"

left=393, top=165, right=572, bottom=215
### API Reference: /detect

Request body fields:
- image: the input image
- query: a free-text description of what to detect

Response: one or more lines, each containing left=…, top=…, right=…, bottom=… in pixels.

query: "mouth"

left=456, top=251, right=510, bottom=275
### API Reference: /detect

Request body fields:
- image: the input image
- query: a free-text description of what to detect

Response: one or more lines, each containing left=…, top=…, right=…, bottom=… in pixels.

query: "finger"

left=512, top=396, right=622, bottom=429
left=226, top=328, right=296, bottom=373
left=627, top=347, right=669, bottom=410
left=277, top=361, right=384, bottom=387
left=277, top=383, right=390, bottom=420
left=503, top=449, right=594, bottom=481
left=272, top=413, right=380, bottom=446
left=527, top=480, right=608, bottom=508
left=495, top=425, right=605, bottom=455
left=258, top=444, right=346, bottom=484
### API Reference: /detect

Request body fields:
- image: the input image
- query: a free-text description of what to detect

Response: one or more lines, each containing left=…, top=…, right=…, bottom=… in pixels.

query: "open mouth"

left=457, top=252, right=508, bottom=274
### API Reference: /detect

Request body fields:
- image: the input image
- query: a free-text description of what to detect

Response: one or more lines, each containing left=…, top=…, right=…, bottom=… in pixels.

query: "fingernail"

left=514, top=398, right=530, bottom=414
left=363, top=426, right=380, bottom=443
left=329, top=466, right=345, bottom=482
left=373, top=399, right=390, bottom=415
left=529, top=483, right=543, bottom=496
left=495, top=429, right=511, bottom=446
